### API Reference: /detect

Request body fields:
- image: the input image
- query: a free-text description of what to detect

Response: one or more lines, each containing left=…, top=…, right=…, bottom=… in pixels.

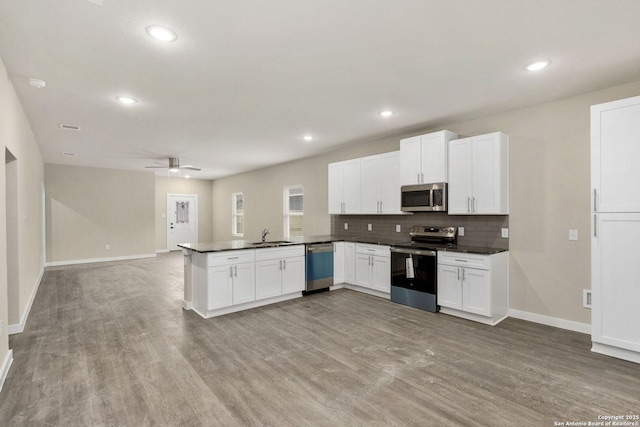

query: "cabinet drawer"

left=209, top=250, right=255, bottom=267
left=255, top=245, right=305, bottom=261
left=438, top=251, right=490, bottom=270
left=355, top=243, right=390, bottom=258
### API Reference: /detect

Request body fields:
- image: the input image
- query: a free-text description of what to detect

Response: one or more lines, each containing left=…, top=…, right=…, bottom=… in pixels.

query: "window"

left=284, top=185, right=304, bottom=238
left=232, top=192, right=244, bottom=237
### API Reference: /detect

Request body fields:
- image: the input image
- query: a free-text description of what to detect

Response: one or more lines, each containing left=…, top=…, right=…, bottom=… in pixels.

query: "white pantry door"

left=167, top=194, right=198, bottom=251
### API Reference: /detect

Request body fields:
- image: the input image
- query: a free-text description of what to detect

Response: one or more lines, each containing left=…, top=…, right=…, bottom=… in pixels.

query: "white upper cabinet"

left=361, top=151, right=402, bottom=214
left=400, top=130, right=458, bottom=185
left=592, top=96, right=640, bottom=212
left=328, top=159, right=361, bottom=214
left=448, top=132, right=509, bottom=215
left=329, top=151, right=402, bottom=215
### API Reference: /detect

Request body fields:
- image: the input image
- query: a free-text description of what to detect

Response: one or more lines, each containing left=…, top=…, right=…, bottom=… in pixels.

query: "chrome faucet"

left=261, top=228, right=270, bottom=242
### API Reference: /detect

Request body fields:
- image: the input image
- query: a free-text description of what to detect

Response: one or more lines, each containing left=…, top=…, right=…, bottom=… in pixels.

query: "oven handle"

left=390, top=247, right=436, bottom=256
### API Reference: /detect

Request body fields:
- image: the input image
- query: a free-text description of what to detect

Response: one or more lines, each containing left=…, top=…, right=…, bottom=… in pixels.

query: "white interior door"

left=167, top=194, right=198, bottom=251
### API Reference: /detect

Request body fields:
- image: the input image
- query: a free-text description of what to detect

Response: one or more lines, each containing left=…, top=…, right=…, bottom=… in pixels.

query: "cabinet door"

left=282, top=256, right=305, bottom=294
left=400, top=136, right=423, bottom=185
left=448, top=138, right=472, bottom=214
left=472, top=133, right=506, bottom=214
left=462, top=268, right=491, bottom=316
left=437, top=265, right=462, bottom=309
left=328, top=162, right=344, bottom=214
left=592, top=213, right=640, bottom=352
left=342, top=159, right=361, bottom=213
left=209, top=265, right=234, bottom=310
left=255, top=259, right=282, bottom=300
left=333, top=242, right=345, bottom=284
left=360, top=155, right=381, bottom=214
left=592, top=97, right=640, bottom=212
left=355, top=254, right=373, bottom=289
left=344, top=243, right=356, bottom=284
left=371, top=256, right=391, bottom=293
left=232, top=263, right=255, bottom=305
left=378, top=152, right=402, bottom=214
left=421, top=132, right=448, bottom=183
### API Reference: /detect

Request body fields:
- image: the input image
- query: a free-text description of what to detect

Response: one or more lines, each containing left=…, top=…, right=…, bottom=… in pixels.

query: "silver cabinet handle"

left=467, top=197, right=471, bottom=213
left=279, top=260, right=282, bottom=270
left=417, top=172, right=420, bottom=183
left=234, top=265, right=238, bottom=277
left=473, top=197, right=476, bottom=212
left=593, top=189, right=597, bottom=212
left=283, top=259, right=286, bottom=269
left=421, top=172, right=424, bottom=183
left=462, top=268, right=465, bottom=281
left=457, top=267, right=460, bottom=280
left=380, top=201, right=383, bottom=213
left=228, top=256, right=239, bottom=260
left=454, top=259, right=467, bottom=262
left=594, top=214, right=597, bottom=237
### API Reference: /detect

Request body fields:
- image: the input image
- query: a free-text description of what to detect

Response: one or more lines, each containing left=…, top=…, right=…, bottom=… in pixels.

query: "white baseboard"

left=45, top=253, right=156, bottom=267
left=156, top=249, right=170, bottom=254
left=0, top=350, right=13, bottom=393
left=508, top=308, right=591, bottom=335
left=182, top=300, right=193, bottom=310
left=8, top=266, right=44, bottom=335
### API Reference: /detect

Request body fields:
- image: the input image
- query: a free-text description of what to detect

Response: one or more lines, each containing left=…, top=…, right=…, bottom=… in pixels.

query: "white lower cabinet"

left=189, top=245, right=305, bottom=318
left=333, top=241, right=356, bottom=285
left=437, top=251, right=508, bottom=326
left=255, top=245, right=305, bottom=300
left=354, top=244, right=390, bottom=295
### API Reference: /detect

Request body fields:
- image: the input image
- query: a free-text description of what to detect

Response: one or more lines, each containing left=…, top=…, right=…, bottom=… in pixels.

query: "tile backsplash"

left=331, top=212, right=509, bottom=249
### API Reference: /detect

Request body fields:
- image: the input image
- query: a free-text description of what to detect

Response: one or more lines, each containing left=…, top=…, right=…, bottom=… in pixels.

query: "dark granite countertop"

left=179, top=236, right=507, bottom=255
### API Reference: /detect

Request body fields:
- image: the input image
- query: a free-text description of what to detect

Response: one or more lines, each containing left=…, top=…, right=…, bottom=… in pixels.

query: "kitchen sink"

left=248, top=240, right=293, bottom=247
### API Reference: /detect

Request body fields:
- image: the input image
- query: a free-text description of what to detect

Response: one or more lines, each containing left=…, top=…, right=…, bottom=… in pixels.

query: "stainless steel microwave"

left=401, top=183, right=448, bottom=212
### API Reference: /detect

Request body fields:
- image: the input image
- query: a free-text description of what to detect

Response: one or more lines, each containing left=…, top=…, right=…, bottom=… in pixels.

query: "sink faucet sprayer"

left=261, top=228, right=270, bottom=242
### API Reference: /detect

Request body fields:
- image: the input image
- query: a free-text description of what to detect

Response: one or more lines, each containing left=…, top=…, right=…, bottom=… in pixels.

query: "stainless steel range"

left=390, top=226, right=457, bottom=312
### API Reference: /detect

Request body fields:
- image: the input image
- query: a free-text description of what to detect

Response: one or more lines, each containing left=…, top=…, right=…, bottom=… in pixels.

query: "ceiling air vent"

left=60, top=152, right=77, bottom=157
left=59, top=124, right=81, bottom=131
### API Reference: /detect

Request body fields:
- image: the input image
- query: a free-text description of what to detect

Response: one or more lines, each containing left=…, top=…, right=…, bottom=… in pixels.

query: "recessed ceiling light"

left=525, top=60, right=551, bottom=71
left=28, top=78, right=46, bottom=88
left=116, top=96, right=137, bottom=105
left=146, top=25, right=177, bottom=42
left=303, top=135, right=313, bottom=141
left=379, top=110, right=394, bottom=117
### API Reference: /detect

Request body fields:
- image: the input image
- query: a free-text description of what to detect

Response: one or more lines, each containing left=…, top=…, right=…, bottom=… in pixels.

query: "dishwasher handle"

left=306, top=243, right=334, bottom=254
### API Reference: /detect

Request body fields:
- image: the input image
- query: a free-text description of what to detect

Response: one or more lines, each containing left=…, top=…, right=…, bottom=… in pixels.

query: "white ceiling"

left=1, top=0, right=640, bottom=179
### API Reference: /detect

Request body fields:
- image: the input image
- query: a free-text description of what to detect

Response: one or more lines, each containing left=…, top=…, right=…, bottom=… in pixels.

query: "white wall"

left=45, top=164, right=155, bottom=263
left=0, top=56, right=45, bottom=376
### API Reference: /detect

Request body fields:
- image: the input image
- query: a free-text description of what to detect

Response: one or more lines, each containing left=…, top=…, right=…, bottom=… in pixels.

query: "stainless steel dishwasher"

left=304, top=243, right=334, bottom=294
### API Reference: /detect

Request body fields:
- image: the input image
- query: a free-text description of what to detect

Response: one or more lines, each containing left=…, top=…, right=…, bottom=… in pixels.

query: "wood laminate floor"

left=1, top=252, right=638, bottom=426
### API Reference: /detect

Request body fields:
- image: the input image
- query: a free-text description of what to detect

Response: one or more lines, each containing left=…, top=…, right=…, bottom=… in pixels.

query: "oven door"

left=390, top=247, right=439, bottom=312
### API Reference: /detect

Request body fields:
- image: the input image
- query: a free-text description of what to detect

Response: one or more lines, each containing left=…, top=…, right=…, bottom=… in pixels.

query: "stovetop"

left=392, top=225, right=458, bottom=250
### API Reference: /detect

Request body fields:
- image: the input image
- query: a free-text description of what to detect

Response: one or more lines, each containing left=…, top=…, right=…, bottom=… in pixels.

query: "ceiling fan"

left=145, top=157, right=201, bottom=172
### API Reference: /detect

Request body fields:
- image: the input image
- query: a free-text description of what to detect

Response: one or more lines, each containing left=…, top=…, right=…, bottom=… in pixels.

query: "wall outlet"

left=458, top=227, right=465, bottom=236
left=368, top=224, right=372, bottom=231
left=344, top=223, right=348, bottom=230
left=569, top=229, right=579, bottom=241
left=106, top=244, right=110, bottom=250
left=501, top=228, right=509, bottom=238
left=583, top=289, right=592, bottom=308
left=396, top=224, right=401, bottom=233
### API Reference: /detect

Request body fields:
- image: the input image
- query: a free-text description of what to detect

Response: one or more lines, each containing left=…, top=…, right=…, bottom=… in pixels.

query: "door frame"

left=166, top=193, right=198, bottom=251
